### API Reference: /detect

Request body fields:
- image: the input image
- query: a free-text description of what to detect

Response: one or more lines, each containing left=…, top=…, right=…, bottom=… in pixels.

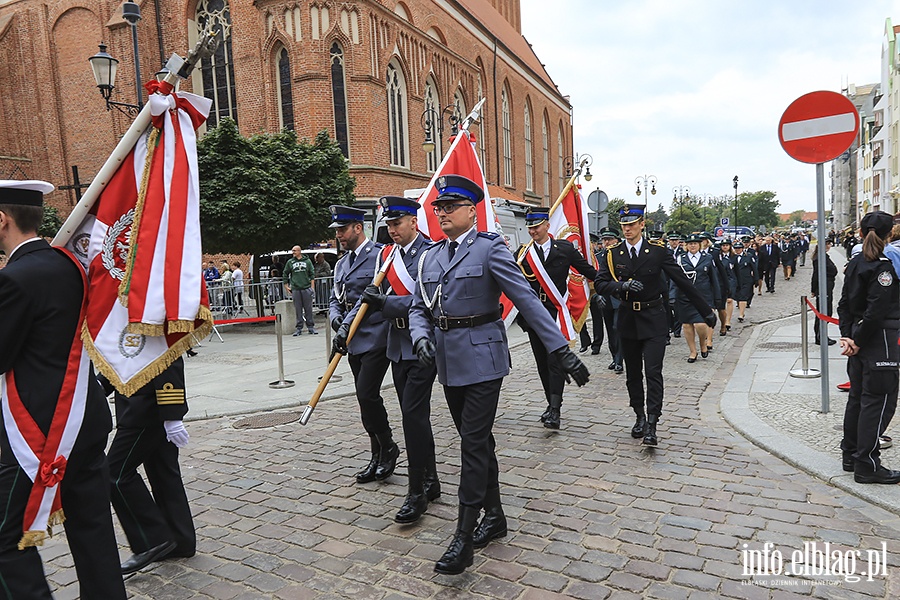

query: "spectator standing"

left=284, top=246, right=317, bottom=335
left=219, top=262, right=234, bottom=317
left=232, top=261, right=244, bottom=313
left=810, top=239, right=837, bottom=346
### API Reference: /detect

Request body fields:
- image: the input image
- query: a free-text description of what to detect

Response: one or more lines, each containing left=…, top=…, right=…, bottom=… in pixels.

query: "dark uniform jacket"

left=378, top=234, right=432, bottom=363
left=0, top=239, right=112, bottom=462
left=595, top=238, right=712, bottom=340
left=758, top=243, right=781, bottom=270
left=838, top=254, right=900, bottom=348
left=514, top=238, right=597, bottom=326
left=330, top=239, right=390, bottom=355
left=810, top=253, right=838, bottom=300
left=676, top=252, right=719, bottom=323
left=100, top=358, right=188, bottom=427
left=732, top=253, right=757, bottom=301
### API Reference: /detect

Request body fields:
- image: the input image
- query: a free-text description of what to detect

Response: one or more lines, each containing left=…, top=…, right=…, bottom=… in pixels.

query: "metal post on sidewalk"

left=321, top=321, right=342, bottom=382
left=269, top=314, right=295, bottom=389
left=790, top=295, right=821, bottom=379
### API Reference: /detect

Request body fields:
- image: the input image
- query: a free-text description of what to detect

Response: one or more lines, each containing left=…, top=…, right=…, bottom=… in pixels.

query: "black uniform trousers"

left=348, top=350, right=391, bottom=435
left=527, top=330, right=565, bottom=403
left=764, top=266, right=777, bottom=292
left=391, top=359, right=438, bottom=470
left=602, top=305, right=622, bottom=364
left=620, top=334, right=667, bottom=417
left=0, top=440, right=126, bottom=600
left=108, top=425, right=195, bottom=556
left=588, top=301, right=603, bottom=352
left=443, top=378, right=504, bottom=508
left=813, top=295, right=833, bottom=344
left=843, top=350, right=899, bottom=472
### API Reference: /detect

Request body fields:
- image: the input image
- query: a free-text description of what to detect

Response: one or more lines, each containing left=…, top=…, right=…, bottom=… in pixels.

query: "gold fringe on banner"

left=167, top=320, right=196, bottom=334
left=126, top=322, right=165, bottom=336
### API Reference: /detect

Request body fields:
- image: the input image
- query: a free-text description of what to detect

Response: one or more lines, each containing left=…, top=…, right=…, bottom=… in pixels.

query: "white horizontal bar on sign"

left=781, top=113, right=856, bottom=142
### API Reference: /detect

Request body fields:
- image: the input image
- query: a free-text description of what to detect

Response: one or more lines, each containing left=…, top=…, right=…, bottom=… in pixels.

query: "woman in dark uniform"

left=731, top=241, right=756, bottom=323
left=675, top=234, right=719, bottom=362
left=837, top=211, right=900, bottom=484
left=810, top=238, right=837, bottom=345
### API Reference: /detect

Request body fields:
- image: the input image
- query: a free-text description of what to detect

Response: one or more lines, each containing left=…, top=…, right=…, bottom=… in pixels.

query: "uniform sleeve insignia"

left=156, top=382, right=186, bottom=405
left=477, top=232, right=500, bottom=240
left=878, top=271, right=893, bottom=287
left=410, top=247, right=418, bottom=256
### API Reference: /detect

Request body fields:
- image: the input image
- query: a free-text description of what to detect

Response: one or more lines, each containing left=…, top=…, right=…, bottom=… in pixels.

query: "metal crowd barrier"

left=204, top=276, right=335, bottom=319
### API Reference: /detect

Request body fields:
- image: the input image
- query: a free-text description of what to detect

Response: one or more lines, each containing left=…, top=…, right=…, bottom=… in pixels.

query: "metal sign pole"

left=815, top=162, right=830, bottom=413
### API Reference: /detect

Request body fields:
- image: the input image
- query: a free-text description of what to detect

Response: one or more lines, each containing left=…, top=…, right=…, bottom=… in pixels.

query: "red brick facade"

left=0, top=0, right=572, bottom=234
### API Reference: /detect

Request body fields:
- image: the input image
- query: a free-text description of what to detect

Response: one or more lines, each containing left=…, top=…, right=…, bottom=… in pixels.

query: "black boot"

left=539, top=404, right=551, bottom=423
left=355, top=435, right=380, bottom=483
left=544, top=394, right=562, bottom=429
left=434, top=505, right=480, bottom=574
left=631, top=412, right=646, bottom=439
left=374, top=431, right=400, bottom=480
left=395, top=468, right=428, bottom=523
left=643, top=415, right=658, bottom=446
left=424, top=455, right=442, bottom=502
left=472, top=487, right=507, bottom=549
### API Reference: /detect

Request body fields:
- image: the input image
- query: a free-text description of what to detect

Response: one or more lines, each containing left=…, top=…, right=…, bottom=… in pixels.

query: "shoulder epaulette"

left=478, top=231, right=500, bottom=240
left=610, top=240, right=623, bottom=249
left=649, top=239, right=665, bottom=247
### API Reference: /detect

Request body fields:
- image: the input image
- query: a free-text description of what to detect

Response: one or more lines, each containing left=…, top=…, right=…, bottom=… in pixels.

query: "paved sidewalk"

left=38, top=250, right=900, bottom=598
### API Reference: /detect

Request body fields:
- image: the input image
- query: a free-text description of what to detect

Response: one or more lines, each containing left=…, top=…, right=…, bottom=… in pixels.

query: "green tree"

left=667, top=201, right=702, bottom=236
left=605, top=197, right=625, bottom=232
left=39, top=206, right=63, bottom=238
left=198, top=118, right=354, bottom=258
left=645, top=203, right=669, bottom=231
left=785, top=209, right=806, bottom=226
left=737, top=190, right=780, bottom=231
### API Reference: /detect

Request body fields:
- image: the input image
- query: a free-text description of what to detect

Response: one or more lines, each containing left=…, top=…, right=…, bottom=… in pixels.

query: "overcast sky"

left=519, top=0, right=894, bottom=214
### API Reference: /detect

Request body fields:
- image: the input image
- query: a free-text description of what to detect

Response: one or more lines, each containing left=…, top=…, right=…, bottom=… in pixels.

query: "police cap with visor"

left=435, top=175, right=484, bottom=204
left=379, top=196, right=419, bottom=221
left=328, top=205, right=366, bottom=228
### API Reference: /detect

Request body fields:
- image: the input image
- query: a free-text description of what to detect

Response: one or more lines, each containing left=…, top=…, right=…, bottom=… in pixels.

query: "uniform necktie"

left=630, top=246, right=637, bottom=260
left=537, top=245, right=546, bottom=262
left=400, top=248, right=406, bottom=258
left=449, top=241, right=458, bottom=260
left=348, top=251, right=356, bottom=267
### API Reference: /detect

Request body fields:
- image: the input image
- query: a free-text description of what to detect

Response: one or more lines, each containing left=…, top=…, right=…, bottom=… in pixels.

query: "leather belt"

left=538, top=289, right=548, bottom=302
left=435, top=308, right=503, bottom=331
left=394, top=317, right=408, bottom=329
left=625, top=296, right=664, bottom=311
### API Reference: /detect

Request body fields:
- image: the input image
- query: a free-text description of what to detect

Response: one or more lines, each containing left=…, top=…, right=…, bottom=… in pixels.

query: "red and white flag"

left=378, top=245, right=414, bottom=296
left=523, top=245, right=576, bottom=340
left=61, top=84, right=213, bottom=395
left=416, top=129, right=517, bottom=324
left=548, top=184, right=596, bottom=331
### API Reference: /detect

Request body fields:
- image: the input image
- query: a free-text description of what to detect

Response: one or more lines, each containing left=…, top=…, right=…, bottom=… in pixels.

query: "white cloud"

left=521, top=0, right=892, bottom=215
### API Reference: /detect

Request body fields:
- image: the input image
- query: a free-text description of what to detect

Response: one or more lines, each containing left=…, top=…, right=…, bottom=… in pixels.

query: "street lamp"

left=733, top=175, right=739, bottom=230
left=635, top=174, right=657, bottom=199
left=88, top=1, right=144, bottom=116
left=421, top=104, right=460, bottom=154
left=673, top=185, right=690, bottom=222
left=563, top=153, right=593, bottom=182
left=695, top=193, right=715, bottom=231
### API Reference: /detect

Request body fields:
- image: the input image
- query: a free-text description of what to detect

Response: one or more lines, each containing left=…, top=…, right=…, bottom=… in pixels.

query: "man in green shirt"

left=284, top=246, right=317, bottom=335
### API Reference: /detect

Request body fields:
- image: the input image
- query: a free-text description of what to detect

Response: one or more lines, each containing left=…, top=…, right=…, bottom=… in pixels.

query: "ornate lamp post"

left=673, top=185, right=690, bottom=223
left=635, top=174, right=657, bottom=199
left=88, top=2, right=144, bottom=116
left=733, top=175, right=739, bottom=229
left=563, top=153, right=593, bottom=182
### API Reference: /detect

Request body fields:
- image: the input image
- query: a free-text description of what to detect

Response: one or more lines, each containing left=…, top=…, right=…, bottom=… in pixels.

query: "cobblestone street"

left=41, top=259, right=900, bottom=599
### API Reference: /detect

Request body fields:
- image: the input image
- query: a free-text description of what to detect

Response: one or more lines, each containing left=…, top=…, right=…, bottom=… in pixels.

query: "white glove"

left=163, top=420, right=190, bottom=448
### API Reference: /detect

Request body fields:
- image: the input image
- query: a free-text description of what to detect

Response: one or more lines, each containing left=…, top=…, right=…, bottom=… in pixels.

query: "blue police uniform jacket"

left=377, top=234, right=432, bottom=363
left=330, top=239, right=390, bottom=355
left=408, top=229, right=567, bottom=387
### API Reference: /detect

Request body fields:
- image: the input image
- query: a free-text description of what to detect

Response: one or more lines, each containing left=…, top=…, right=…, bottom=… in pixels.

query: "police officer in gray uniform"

left=357, top=196, right=441, bottom=524
left=408, top=175, right=590, bottom=575
left=329, top=206, right=398, bottom=484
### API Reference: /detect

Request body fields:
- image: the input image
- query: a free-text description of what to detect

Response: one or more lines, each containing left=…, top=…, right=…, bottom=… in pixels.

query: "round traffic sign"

left=778, top=91, right=859, bottom=164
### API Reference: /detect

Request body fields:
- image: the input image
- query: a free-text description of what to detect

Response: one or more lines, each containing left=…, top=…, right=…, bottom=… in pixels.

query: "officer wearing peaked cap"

left=595, top=226, right=624, bottom=369
left=352, top=195, right=442, bottom=524
left=515, top=206, right=597, bottom=429
left=328, top=204, right=399, bottom=485
left=408, top=174, right=589, bottom=575
left=595, top=204, right=715, bottom=447
left=0, top=181, right=127, bottom=598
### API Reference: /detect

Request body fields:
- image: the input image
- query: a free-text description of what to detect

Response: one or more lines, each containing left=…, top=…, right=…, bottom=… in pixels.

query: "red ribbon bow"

left=37, top=456, right=67, bottom=487
left=143, top=80, right=207, bottom=131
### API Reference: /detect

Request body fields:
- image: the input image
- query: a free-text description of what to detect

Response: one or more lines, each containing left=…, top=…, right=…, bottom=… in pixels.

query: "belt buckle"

left=539, top=291, right=547, bottom=302
left=395, top=317, right=407, bottom=329
left=633, top=301, right=641, bottom=311
left=437, top=315, right=449, bottom=331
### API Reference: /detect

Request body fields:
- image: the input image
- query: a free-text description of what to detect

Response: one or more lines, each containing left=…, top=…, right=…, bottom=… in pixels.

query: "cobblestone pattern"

left=40, top=260, right=900, bottom=599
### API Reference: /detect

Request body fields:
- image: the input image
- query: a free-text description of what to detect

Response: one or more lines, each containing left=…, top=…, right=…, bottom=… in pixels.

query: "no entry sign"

left=778, top=91, right=859, bottom=164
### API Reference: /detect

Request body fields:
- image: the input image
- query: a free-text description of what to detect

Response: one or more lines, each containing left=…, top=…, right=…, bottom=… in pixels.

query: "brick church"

left=0, top=0, right=572, bottom=224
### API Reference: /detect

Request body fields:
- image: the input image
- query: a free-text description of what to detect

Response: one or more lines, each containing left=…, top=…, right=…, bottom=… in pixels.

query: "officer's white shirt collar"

left=688, top=251, right=700, bottom=266
left=449, top=226, right=477, bottom=245
left=8, top=237, right=41, bottom=260
left=625, top=238, right=643, bottom=255
left=350, top=237, right=370, bottom=258
left=401, top=236, right=417, bottom=254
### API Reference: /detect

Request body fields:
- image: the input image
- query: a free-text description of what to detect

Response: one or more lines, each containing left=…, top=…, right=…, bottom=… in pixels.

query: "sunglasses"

left=432, top=203, right=472, bottom=215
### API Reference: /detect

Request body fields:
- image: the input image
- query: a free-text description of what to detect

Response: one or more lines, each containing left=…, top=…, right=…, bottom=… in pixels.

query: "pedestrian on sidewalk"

left=837, top=210, right=900, bottom=484
left=355, top=196, right=441, bottom=524
left=759, top=236, right=780, bottom=293
left=284, top=246, right=317, bottom=335
left=408, top=175, right=589, bottom=575
left=102, top=357, right=196, bottom=575
left=810, top=239, right=836, bottom=346
left=595, top=206, right=715, bottom=446
left=731, top=241, right=755, bottom=322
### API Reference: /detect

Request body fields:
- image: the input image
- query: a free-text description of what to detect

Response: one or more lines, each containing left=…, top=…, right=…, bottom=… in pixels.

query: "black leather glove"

left=703, top=312, right=717, bottom=328
left=331, top=323, right=351, bottom=358
left=331, top=317, right=343, bottom=333
left=552, top=346, right=590, bottom=387
left=594, top=295, right=607, bottom=310
left=361, top=284, right=387, bottom=311
left=621, top=279, right=644, bottom=294
left=414, top=337, right=436, bottom=368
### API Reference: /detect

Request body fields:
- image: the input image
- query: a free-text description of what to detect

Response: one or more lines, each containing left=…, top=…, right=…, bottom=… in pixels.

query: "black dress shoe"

left=719, top=330, right=727, bottom=336
left=614, top=363, right=624, bottom=374
left=631, top=415, right=646, bottom=439
left=544, top=408, right=560, bottom=429
left=687, top=356, right=697, bottom=363
left=608, top=361, right=617, bottom=370
left=121, top=541, right=177, bottom=574
left=828, top=338, right=837, bottom=346
left=854, top=466, right=900, bottom=484
left=842, top=457, right=854, bottom=472
left=591, top=347, right=601, bottom=355
left=579, top=345, right=589, bottom=353
left=673, top=331, right=681, bottom=338
left=642, top=418, right=658, bottom=446
left=540, top=406, right=551, bottom=423
left=700, top=351, right=709, bottom=359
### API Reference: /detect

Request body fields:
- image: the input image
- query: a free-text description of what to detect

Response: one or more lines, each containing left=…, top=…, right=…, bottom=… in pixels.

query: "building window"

left=277, top=48, right=294, bottom=131
left=501, top=87, right=512, bottom=186
left=524, top=102, right=533, bottom=192
left=340, top=9, right=360, bottom=43
left=312, top=5, right=329, bottom=39
left=387, top=61, right=408, bottom=168
left=424, top=78, right=440, bottom=172
left=542, top=115, right=550, bottom=202
left=331, top=42, right=349, bottom=158
left=197, top=0, right=237, bottom=128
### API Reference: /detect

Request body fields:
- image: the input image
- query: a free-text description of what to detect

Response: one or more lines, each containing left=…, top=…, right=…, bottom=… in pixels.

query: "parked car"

left=714, top=225, right=755, bottom=241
